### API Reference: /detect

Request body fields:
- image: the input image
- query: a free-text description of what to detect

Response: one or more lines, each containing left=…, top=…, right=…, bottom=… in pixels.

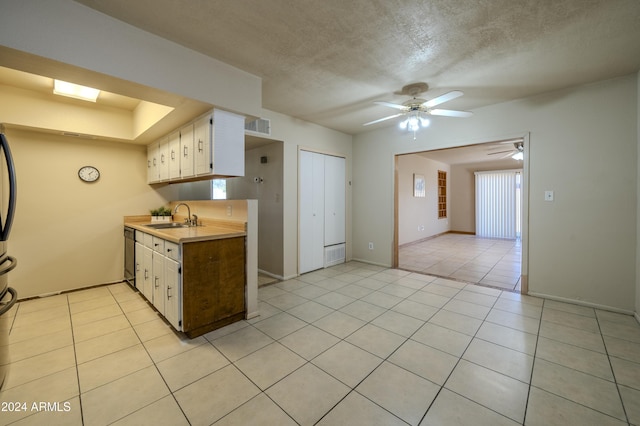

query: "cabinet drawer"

left=152, top=236, right=165, bottom=253
left=165, top=241, right=180, bottom=261
left=143, top=232, right=154, bottom=249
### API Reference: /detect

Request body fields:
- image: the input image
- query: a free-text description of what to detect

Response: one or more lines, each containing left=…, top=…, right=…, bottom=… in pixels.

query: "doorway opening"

left=393, top=136, right=529, bottom=293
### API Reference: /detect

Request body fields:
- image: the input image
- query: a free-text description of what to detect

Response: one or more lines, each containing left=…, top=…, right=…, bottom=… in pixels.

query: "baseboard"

left=520, top=274, right=528, bottom=294
left=18, top=280, right=126, bottom=302
left=399, top=230, right=477, bottom=249
left=349, top=258, right=392, bottom=268
left=258, top=269, right=284, bottom=281
left=527, top=291, right=636, bottom=316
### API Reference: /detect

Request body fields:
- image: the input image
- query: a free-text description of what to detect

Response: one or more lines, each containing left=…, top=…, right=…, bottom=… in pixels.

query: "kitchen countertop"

left=125, top=221, right=246, bottom=244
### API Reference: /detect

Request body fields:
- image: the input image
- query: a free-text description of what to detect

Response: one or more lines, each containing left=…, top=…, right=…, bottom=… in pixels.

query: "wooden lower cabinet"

left=181, top=237, right=246, bottom=338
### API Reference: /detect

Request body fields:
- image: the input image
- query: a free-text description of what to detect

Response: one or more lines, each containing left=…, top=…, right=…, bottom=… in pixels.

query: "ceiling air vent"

left=245, top=118, right=271, bottom=136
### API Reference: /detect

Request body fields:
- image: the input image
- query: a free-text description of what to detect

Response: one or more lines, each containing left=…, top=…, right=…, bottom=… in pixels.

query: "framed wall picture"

left=414, top=173, right=425, bottom=197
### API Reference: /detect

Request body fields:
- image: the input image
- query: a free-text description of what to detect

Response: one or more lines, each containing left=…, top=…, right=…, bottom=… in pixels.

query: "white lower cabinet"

left=152, top=252, right=165, bottom=315
left=164, top=258, right=181, bottom=330
left=135, top=231, right=182, bottom=331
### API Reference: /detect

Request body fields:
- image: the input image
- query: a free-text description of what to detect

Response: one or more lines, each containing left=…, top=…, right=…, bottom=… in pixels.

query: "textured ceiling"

left=74, top=0, right=640, bottom=135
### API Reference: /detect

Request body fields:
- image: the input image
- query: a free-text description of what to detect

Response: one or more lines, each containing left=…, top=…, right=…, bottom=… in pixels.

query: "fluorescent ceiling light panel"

left=53, top=80, right=100, bottom=102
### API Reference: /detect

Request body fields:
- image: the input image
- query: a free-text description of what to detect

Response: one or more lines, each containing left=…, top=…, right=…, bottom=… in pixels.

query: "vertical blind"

left=475, top=170, right=521, bottom=239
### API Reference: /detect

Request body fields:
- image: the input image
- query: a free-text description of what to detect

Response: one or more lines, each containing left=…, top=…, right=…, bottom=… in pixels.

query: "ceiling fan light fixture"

left=408, top=115, right=420, bottom=132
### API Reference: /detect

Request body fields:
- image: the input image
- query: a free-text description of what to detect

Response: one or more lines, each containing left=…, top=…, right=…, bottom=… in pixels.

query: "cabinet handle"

left=136, top=262, right=140, bottom=272
left=153, top=158, right=157, bottom=166
left=161, top=154, right=165, bottom=164
left=147, top=160, right=151, bottom=168
left=144, top=268, right=149, bottom=279
left=171, top=150, right=175, bottom=160
left=183, top=146, right=188, bottom=157
left=154, top=276, right=159, bottom=288
left=167, top=285, right=172, bottom=299
left=198, top=139, right=203, bottom=153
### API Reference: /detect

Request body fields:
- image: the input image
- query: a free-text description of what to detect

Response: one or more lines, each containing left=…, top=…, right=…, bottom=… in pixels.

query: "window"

left=437, top=170, right=447, bottom=219
left=212, top=179, right=227, bottom=199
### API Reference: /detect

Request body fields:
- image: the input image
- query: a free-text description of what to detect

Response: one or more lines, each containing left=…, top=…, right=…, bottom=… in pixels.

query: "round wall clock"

left=78, top=165, right=100, bottom=182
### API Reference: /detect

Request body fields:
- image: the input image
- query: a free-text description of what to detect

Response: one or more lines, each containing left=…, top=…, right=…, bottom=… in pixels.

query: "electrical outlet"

left=226, top=205, right=233, bottom=216
left=368, top=242, right=374, bottom=250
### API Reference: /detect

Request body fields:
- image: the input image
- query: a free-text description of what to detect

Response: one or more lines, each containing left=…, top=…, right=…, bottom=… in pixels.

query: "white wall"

left=8, top=128, right=178, bottom=298
left=0, top=0, right=261, bottom=118
left=397, top=154, right=450, bottom=245
left=354, top=75, right=638, bottom=312
left=259, top=109, right=352, bottom=280
left=228, top=142, right=284, bottom=277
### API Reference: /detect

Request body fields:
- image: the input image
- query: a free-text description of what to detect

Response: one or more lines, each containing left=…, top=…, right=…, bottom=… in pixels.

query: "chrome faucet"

left=173, top=203, right=197, bottom=226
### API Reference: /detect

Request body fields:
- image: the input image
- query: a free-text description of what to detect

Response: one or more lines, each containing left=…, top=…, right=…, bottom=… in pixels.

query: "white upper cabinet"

left=147, top=140, right=160, bottom=184
left=168, top=131, right=181, bottom=180
left=180, top=124, right=195, bottom=178
left=147, top=109, right=245, bottom=184
left=209, top=109, right=245, bottom=177
left=194, top=115, right=211, bottom=175
left=158, top=137, right=170, bottom=181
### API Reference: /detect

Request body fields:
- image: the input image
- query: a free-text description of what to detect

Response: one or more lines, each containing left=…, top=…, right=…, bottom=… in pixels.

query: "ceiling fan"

left=363, top=82, right=473, bottom=138
left=487, top=140, right=524, bottom=160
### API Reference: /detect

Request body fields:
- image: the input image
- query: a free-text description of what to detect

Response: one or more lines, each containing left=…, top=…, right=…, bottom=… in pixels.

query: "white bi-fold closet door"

left=299, top=150, right=346, bottom=274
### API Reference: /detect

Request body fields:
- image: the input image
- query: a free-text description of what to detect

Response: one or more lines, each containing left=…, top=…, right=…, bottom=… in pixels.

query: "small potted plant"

left=150, top=206, right=173, bottom=222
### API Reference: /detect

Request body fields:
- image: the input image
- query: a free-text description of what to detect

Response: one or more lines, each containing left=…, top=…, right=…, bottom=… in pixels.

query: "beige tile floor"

left=2, top=262, right=640, bottom=425
left=399, top=233, right=522, bottom=291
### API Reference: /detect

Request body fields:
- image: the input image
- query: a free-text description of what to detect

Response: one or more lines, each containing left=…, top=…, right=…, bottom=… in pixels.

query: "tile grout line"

left=115, top=284, right=194, bottom=425
left=65, top=293, right=85, bottom=426
left=595, top=310, right=631, bottom=425
left=414, top=283, right=522, bottom=425
left=521, top=296, right=544, bottom=425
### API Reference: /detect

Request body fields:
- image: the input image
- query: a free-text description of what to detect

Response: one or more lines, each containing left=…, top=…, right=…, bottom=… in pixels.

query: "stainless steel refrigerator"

left=0, top=132, right=18, bottom=391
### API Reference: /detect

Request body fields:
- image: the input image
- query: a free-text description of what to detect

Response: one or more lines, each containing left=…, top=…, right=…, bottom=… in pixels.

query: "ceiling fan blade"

left=429, top=108, right=473, bottom=118
left=422, top=90, right=464, bottom=108
left=363, top=113, right=403, bottom=126
left=487, top=149, right=514, bottom=156
left=374, top=101, right=408, bottom=111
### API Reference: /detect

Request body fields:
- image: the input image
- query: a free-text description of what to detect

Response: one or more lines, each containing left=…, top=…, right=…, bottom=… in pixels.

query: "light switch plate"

left=544, top=190, right=554, bottom=201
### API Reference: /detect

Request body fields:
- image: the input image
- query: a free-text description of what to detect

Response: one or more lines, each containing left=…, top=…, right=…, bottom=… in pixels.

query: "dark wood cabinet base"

left=184, top=311, right=246, bottom=339
left=181, top=237, right=246, bottom=338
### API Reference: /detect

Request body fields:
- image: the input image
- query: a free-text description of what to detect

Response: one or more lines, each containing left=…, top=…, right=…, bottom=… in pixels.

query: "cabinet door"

left=158, top=137, right=170, bottom=181
left=168, top=131, right=181, bottom=179
left=164, top=258, right=181, bottom=330
left=210, top=110, right=244, bottom=176
left=152, top=253, right=165, bottom=314
left=194, top=115, right=211, bottom=175
left=134, top=242, right=144, bottom=291
left=324, top=155, right=346, bottom=246
left=299, top=150, right=325, bottom=273
left=142, top=245, right=154, bottom=301
left=147, top=142, right=159, bottom=183
left=181, top=123, right=195, bottom=178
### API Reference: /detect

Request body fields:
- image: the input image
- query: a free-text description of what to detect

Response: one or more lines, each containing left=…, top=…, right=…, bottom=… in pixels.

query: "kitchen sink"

left=144, top=222, right=190, bottom=229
